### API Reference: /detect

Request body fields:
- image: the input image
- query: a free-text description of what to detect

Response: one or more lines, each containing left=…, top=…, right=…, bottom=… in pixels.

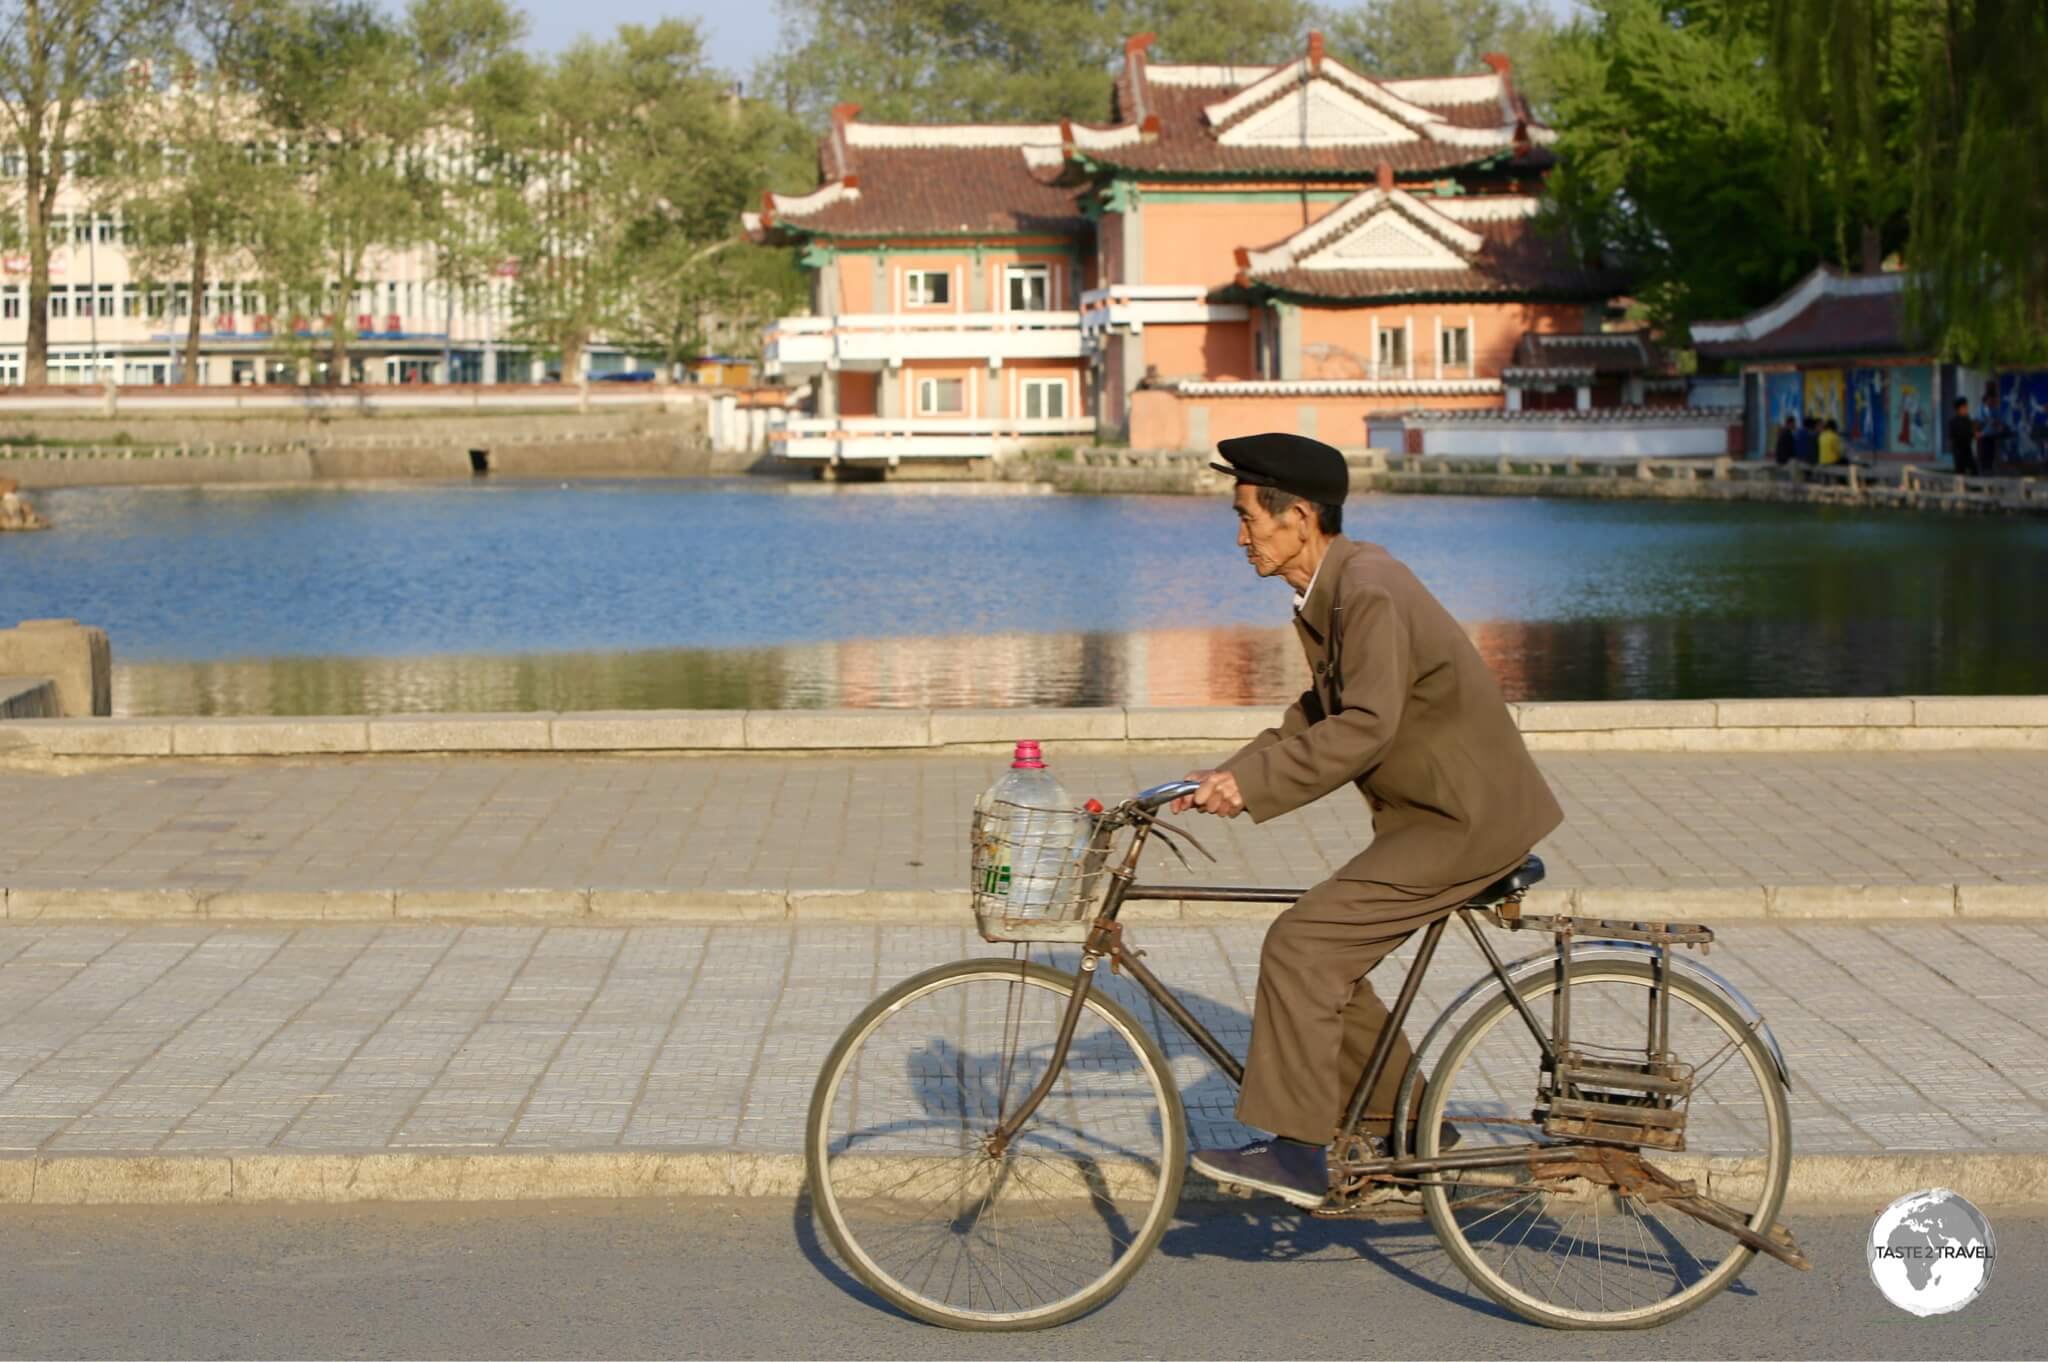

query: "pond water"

left=3, top=478, right=2044, bottom=715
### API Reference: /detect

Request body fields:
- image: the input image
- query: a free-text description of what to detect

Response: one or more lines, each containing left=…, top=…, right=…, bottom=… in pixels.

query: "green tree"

left=1542, top=0, right=1843, bottom=337
left=1762, top=0, right=2048, bottom=363
left=242, top=0, right=515, bottom=384
left=89, top=0, right=278, bottom=383
left=758, top=0, right=1125, bottom=124
left=0, top=0, right=177, bottom=384
left=1135, top=0, right=1313, bottom=64
left=493, top=21, right=809, bottom=380
left=1323, top=0, right=1555, bottom=82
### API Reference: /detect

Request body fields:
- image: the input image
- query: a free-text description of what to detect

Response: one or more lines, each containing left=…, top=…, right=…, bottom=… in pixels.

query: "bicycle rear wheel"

left=806, top=957, right=1186, bottom=1330
left=1417, top=961, right=1791, bottom=1329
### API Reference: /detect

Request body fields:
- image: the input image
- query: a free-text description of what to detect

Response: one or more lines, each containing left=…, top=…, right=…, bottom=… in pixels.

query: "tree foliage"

left=1542, top=0, right=1848, bottom=338
left=89, top=0, right=279, bottom=380
left=0, top=0, right=177, bottom=383
left=1761, top=0, right=2048, bottom=363
left=1325, top=0, right=1554, bottom=86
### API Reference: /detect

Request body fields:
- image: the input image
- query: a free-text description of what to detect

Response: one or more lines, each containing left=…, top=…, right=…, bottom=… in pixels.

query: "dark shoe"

left=1189, top=1138, right=1328, bottom=1209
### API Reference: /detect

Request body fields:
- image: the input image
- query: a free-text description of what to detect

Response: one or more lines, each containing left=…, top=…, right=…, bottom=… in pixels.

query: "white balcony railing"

left=778, top=414, right=1095, bottom=463
left=763, top=310, right=1085, bottom=374
left=1079, top=285, right=1249, bottom=336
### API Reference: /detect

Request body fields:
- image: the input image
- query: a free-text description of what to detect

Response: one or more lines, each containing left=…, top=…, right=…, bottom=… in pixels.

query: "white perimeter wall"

left=1417, top=420, right=1734, bottom=459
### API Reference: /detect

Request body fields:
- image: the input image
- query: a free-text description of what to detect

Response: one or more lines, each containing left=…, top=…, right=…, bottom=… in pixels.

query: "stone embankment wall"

left=0, top=620, right=110, bottom=717
left=0, top=401, right=717, bottom=488
left=0, top=677, right=57, bottom=718
left=4, top=696, right=2045, bottom=760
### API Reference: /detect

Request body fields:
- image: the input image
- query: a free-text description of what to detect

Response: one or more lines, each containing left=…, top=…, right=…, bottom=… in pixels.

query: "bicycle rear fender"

left=1396, top=940, right=1792, bottom=1127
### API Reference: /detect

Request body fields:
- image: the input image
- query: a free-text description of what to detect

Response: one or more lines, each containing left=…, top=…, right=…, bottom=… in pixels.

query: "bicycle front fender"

left=1394, top=941, right=1791, bottom=1146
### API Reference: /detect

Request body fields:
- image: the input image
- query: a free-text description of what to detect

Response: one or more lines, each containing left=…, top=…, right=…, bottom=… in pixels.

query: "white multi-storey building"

left=0, top=207, right=649, bottom=386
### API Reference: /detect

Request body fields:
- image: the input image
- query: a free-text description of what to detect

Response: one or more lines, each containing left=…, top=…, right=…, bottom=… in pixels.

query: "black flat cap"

left=1210, top=432, right=1348, bottom=505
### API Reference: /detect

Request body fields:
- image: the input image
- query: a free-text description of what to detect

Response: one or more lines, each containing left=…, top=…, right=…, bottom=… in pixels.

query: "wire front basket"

left=970, top=798, right=1111, bottom=942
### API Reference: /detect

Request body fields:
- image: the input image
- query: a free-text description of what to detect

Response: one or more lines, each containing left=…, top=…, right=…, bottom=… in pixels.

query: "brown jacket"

left=1221, top=535, right=1562, bottom=888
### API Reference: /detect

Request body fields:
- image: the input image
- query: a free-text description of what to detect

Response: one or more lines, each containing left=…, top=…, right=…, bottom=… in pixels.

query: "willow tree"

left=1764, top=0, right=2048, bottom=363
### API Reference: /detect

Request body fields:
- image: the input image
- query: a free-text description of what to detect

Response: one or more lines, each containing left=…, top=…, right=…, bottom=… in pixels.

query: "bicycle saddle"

left=1464, top=854, right=1544, bottom=909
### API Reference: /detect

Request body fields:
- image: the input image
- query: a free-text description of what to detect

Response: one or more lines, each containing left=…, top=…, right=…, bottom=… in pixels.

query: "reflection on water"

left=112, top=626, right=1316, bottom=714
left=7, top=478, right=2047, bottom=715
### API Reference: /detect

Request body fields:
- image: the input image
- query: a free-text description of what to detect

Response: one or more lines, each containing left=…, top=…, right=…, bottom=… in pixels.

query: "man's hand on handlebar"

left=1171, top=769, right=1246, bottom=818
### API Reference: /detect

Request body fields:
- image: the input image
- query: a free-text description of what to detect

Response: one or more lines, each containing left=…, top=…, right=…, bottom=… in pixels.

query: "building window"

left=1376, top=325, right=1407, bottom=374
left=917, top=376, right=965, bottom=414
left=48, top=286, right=68, bottom=318
left=119, top=286, right=139, bottom=317
left=1440, top=326, right=1470, bottom=367
left=1, top=286, right=17, bottom=319
left=1021, top=377, right=1066, bottom=420
left=905, top=269, right=951, bottom=307
left=1005, top=265, right=1050, bottom=312
left=96, top=284, right=114, bottom=317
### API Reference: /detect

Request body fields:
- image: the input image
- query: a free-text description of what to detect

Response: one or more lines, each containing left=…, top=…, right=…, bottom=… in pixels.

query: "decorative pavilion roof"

left=1232, top=180, right=1620, bottom=302
left=1692, top=268, right=1918, bottom=361
left=1509, top=330, right=1664, bottom=374
left=1064, top=33, right=1554, bottom=179
left=743, top=113, right=1086, bottom=241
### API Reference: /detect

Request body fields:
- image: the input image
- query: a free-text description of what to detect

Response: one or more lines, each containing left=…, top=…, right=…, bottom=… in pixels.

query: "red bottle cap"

left=1011, top=740, right=1045, bottom=769
left=1084, top=798, right=1104, bottom=814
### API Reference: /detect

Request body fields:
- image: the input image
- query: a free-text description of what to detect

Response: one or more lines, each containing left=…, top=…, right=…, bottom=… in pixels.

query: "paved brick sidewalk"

left=2, top=749, right=2047, bottom=898
left=2, top=920, right=2045, bottom=1161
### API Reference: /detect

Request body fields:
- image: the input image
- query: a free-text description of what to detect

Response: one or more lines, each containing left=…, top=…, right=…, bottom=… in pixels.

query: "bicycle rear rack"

left=1490, top=910, right=1716, bottom=1153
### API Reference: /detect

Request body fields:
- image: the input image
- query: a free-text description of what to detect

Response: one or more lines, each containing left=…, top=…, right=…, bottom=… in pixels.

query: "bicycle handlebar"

left=1132, top=778, right=1202, bottom=812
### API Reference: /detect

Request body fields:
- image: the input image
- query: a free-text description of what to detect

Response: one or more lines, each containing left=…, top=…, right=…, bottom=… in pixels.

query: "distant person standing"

left=1977, top=381, right=2002, bottom=474
left=1818, top=419, right=1844, bottom=466
left=1948, top=398, right=1978, bottom=475
left=1774, top=414, right=1798, bottom=465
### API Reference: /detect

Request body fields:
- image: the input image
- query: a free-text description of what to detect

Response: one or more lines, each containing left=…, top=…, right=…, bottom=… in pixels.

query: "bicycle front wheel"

left=805, top=957, right=1186, bottom=1331
left=1417, top=960, right=1791, bottom=1330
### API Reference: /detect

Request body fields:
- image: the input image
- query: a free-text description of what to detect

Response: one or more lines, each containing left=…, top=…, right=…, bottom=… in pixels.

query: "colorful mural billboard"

left=1846, top=368, right=1888, bottom=450
left=1803, top=368, right=1845, bottom=428
left=1996, top=370, right=2048, bottom=465
left=1765, top=371, right=1803, bottom=433
left=1888, top=364, right=1935, bottom=454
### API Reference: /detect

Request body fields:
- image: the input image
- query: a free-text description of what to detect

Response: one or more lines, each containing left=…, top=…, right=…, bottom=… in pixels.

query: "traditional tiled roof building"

left=748, top=32, right=1634, bottom=468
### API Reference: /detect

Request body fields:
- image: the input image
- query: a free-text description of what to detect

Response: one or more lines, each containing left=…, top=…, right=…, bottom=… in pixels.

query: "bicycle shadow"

left=794, top=972, right=1763, bottom=1326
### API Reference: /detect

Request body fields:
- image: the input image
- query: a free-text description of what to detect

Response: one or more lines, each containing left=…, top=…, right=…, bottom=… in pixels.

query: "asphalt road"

left=0, top=1197, right=2036, bottom=1359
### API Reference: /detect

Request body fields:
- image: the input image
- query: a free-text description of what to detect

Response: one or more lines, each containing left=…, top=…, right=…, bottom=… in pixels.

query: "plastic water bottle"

left=975, top=740, right=1081, bottom=916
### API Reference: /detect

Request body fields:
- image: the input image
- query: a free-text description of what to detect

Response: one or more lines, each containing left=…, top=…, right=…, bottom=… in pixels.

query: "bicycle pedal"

left=1312, top=1187, right=1425, bottom=1221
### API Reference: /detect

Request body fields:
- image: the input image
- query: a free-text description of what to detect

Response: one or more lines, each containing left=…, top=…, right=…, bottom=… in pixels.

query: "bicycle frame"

left=988, top=807, right=1531, bottom=1172
left=983, top=806, right=1811, bottom=1273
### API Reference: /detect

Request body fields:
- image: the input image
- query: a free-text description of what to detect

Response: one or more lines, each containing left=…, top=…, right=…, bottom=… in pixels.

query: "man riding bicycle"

left=1175, top=432, right=1563, bottom=1208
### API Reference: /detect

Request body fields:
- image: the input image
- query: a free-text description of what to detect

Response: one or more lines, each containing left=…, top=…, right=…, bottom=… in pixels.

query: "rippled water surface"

left=3, top=477, right=2044, bottom=714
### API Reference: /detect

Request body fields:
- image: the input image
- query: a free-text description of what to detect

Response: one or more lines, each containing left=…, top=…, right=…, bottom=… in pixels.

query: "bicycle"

left=806, top=779, right=1808, bottom=1331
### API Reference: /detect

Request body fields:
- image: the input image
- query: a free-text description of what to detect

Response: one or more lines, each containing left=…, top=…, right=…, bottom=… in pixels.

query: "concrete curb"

left=4, top=1149, right=2044, bottom=1208
left=6, top=697, right=2048, bottom=759
left=3, top=883, right=2041, bottom=923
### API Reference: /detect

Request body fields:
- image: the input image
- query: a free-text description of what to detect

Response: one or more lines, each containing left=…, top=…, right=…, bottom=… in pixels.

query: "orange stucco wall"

left=1137, top=194, right=1341, bottom=289
left=1002, top=357, right=1090, bottom=419
left=1145, top=322, right=1255, bottom=383
left=1295, top=301, right=1585, bottom=380
left=898, top=361, right=982, bottom=417
left=816, top=238, right=1075, bottom=315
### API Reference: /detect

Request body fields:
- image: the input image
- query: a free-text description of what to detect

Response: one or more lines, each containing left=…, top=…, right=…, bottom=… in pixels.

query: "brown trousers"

left=1236, top=858, right=1519, bottom=1145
